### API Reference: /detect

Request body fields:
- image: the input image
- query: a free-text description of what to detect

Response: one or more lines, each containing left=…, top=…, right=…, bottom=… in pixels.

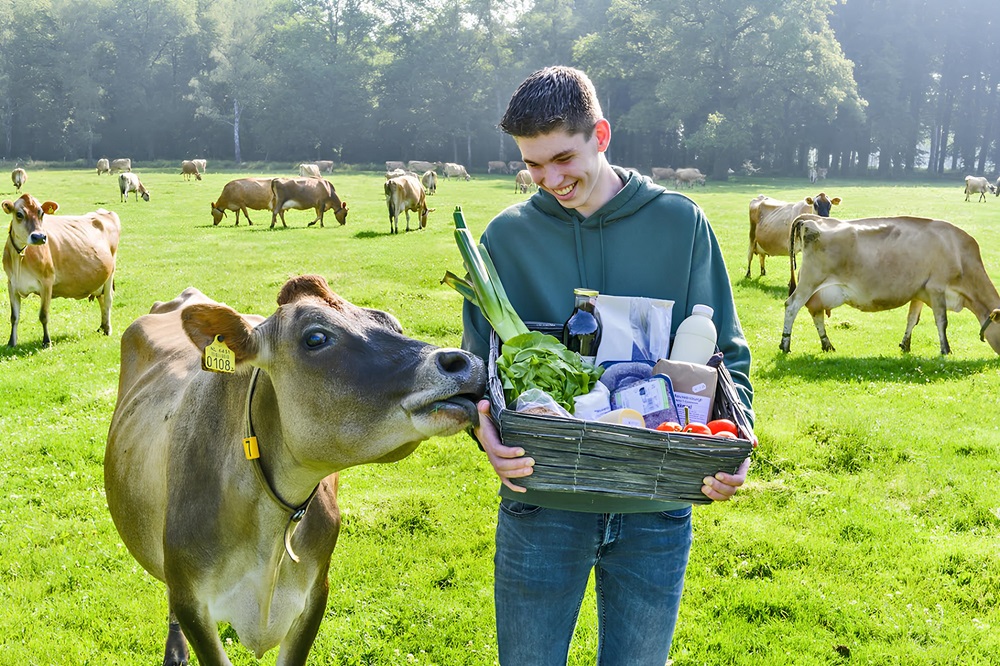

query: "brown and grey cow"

left=385, top=174, right=433, bottom=233
left=110, top=158, right=132, bottom=173
left=746, top=192, right=841, bottom=281
left=211, top=177, right=275, bottom=226
left=96, top=158, right=111, bottom=175
left=181, top=160, right=203, bottom=181
left=270, top=178, right=348, bottom=228
left=11, top=168, right=26, bottom=193
left=3, top=194, right=120, bottom=347
left=104, top=274, right=485, bottom=666
left=781, top=214, right=1000, bottom=355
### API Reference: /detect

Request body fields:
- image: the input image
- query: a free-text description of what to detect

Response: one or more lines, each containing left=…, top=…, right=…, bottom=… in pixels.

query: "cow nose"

left=435, top=348, right=473, bottom=375
left=29, top=232, right=47, bottom=245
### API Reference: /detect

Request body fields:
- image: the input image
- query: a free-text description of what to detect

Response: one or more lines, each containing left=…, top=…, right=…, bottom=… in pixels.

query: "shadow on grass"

left=761, top=352, right=1000, bottom=384
left=737, top=276, right=791, bottom=300
left=0, top=335, right=72, bottom=359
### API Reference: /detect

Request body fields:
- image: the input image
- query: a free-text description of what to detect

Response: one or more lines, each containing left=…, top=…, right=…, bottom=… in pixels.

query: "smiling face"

left=516, top=119, right=622, bottom=218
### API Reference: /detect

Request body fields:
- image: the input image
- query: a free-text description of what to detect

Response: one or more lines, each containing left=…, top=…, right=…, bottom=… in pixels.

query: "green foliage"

left=2, top=170, right=1000, bottom=664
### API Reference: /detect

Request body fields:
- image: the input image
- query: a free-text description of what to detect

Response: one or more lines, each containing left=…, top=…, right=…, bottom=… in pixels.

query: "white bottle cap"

left=691, top=304, right=714, bottom=318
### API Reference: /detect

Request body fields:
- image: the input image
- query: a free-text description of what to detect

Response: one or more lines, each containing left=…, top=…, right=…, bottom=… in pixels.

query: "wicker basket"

left=488, top=324, right=755, bottom=504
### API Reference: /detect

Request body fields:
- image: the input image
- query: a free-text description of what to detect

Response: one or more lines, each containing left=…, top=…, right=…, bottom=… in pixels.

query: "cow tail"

left=788, top=217, right=803, bottom=295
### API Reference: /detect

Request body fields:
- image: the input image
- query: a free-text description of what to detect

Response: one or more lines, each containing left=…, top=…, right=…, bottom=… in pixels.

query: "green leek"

left=445, top=207, right=529, bottom=342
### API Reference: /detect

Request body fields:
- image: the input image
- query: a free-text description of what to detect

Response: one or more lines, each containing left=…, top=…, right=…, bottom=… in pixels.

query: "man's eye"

left=305, top=331, right=328, bottom=348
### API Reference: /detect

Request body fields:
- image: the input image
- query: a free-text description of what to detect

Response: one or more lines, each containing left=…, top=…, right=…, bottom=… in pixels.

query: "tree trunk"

left=233, top=98, right=242, bottom=166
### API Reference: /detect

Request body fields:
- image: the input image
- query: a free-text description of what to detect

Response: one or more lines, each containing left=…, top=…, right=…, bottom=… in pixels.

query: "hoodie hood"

left=529, top=166, right=666, bottom=228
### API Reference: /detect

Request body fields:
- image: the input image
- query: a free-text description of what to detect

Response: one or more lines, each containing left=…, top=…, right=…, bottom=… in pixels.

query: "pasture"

left=1, top=168, right=999, bottom=664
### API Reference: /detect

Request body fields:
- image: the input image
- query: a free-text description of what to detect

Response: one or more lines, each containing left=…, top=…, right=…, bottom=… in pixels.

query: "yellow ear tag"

left=203, top=335, right=236, bottom=373
left=243, top=436, right=260, bottom=459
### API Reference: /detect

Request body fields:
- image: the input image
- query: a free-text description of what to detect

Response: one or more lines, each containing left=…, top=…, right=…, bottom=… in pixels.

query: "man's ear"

left=594, top=118, right=612, bottom=153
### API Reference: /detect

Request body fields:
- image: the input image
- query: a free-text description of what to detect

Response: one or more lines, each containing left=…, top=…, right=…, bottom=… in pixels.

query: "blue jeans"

left=494, top=499, right=693, bottom=666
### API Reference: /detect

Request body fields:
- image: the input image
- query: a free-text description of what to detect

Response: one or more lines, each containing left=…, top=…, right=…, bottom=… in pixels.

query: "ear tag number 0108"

left=203, top=335, right=236, bottom=373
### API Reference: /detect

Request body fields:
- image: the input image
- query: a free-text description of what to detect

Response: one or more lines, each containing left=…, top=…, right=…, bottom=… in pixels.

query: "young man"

left=462, top=66, right=753, bottom=665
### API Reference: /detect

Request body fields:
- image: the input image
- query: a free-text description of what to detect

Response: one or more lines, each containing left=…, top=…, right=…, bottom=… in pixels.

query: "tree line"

left=1, top=0, right=996, bottom=179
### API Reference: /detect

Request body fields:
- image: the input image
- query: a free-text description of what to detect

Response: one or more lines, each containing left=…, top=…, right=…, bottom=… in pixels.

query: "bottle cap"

left=691, top=304, right=714, bottom=318
left=574, top=288, right=599, bottom=297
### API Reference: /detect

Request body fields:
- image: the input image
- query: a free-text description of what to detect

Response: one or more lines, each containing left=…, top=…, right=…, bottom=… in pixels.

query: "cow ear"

left=42, top=201, right=59, bottom=214
left=805, top=197, right=815, bottom=205
left=2, top=200, right=12, bottom=213
left=831, top=197, right=842, bottom=205
left=182, top=303, right=260, bottom=364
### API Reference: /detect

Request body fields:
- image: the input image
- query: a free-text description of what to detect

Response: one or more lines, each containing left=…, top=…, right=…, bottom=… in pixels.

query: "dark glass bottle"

left=562, top=288, right=602, bottom=364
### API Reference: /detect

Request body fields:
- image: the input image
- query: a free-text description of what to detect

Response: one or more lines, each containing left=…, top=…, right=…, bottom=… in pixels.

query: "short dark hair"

left=499, top=66, right=603, bottom=139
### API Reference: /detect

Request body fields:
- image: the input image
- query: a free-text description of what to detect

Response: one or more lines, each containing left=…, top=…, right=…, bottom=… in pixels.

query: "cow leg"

left=405, top=210, right=411, bottom=232
left=169, top=596, right=232, bottom=666
left=7, top=285, right=20, bottom=347
left=899, top=300, right=923, bottom=353
left=163, top=610, right=190, bottom=666
left=809, top=306, right=835, bottom=351
left=39, top=287, right=52, bottom=347
left=274, top=578, right=331, bottom=666
left=98, top=274, right=114, bottom=336
left=931, top=299, right=951, bottom=354
left=779, top=292, right=808, bottom=353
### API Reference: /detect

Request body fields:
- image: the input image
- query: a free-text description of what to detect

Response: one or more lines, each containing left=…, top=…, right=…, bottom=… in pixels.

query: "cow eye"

left=304, top=330, right=328, bottom=348
left=15, top=211, right=23, bottom=220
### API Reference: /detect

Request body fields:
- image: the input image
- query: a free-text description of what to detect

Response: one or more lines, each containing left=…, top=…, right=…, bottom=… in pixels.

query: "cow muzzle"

left=980, top=309, right=1000, bottom=342
left=28, top=231, right=47, bottom=245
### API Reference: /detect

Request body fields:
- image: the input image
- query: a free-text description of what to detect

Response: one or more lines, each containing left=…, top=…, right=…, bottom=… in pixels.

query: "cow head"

left=332, top=201, right=348, bottom=225
left=3, top=195, right=59, bottom=250
left=806, top=192, right=841, bottom=217
left=980, top=309, right=1000, bottom=354
left=180, top=274, right=484, bottom=470
left=210, top=203, right=226, bottom=225
left=420, top=206, right=436, bottom=229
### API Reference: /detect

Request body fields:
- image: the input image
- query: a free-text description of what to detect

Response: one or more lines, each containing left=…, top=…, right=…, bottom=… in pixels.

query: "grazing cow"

left=781, top=214, right=1000, bottom=355
left=651, top=167, right=675, bottom=182
left=508, top=160, right=526, bottom=173
left=421, top=169, right=437, bottom=195
left=104, top=274, right=485, bottom=666
left=674, top=167, right=705, bottom=187
left=192, top=159, right=207, bottom=174
left=180, top=160, right=202, bottom=181
left=119, top=172, right=150, bottom=202
left=746, top=192, right=841, bottom=279
left=385, top=160, right=405, bottom=172
left=316, top=160, right=334, bottom=173
left=407, top=160, right=436, bottom=173
left=298, top=163, right=322, bottom=179
left=11, top=168, right=26, bottom=193
left=110, top=158, right=132, bottom=174
left=211, top=177, right=275, bottom=226
left=385, top=168, right=410, bottom=179
left=816, top=167, right=828, bottom=181
left=441, top=163, right=470, bottom=180
left=488, top=161, right=508, bottom=174
left=270, top=178, right=348, bottom=228
left=964, top=175, right=995, bottom=202
left=96, top=158, right=111, bottom=175
left=514, top=169, right=534, bottom=194
left=2, top=194, right=120, bottom=347
left=384, top=174, right=433, bottom=234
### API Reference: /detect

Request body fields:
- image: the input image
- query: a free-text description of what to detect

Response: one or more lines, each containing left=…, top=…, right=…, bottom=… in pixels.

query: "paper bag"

left=651, top=359, right=718, bottom=425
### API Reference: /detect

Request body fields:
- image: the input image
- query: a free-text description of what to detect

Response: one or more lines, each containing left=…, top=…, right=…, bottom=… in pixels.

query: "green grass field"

left=1, top=167, right=999, bottom=665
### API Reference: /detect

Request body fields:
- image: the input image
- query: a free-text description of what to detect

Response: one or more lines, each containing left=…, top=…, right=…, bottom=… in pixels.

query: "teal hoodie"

left=462, top=166, right=753, bottom=513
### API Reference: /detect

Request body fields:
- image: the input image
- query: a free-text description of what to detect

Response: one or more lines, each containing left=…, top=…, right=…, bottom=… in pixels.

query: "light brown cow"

left=119, top=172, right=150, bottom=202
left=96, top=158, right=111, bottom=175
left=488, top=160, right=508, bottom=174
left=180, top=160, right=202, bottom=181
left=270, top=178, right=348, bottom=228
left=514, top=169, right=534, bottom=194
left=746, top=192, right=841, bottom=279
left=11, top=168, right=26, bottom=193
left=298, top=163, right=322, bottom=179
left=315, top=160, right=334, bottom=173
left=674, top=167, right=706, bottom=187
left=110, top=158, right=132, bottom=173
left=385, top=160, right=405, bottom=172
left=192, top=159, right=207, bottom=174
left=2, top=194, right=120, bottom=347
left=441, top=163, right=470, bottom=180
left=651, top=167, right=675, bottom=182
left=104, top=274, right=485, bottom=666
left=964, top=175, right=995, bottom=202
left=384, top=174, right=433, bottom=234
left=421, top=169, right=437, bottom=195
left=407, top=160, right=436, bottom=173
left=508, top=160, right=526, bottom=173
left=781, top=214, right=1000, bottom=355
left=211, top=177, right=275, bottom=226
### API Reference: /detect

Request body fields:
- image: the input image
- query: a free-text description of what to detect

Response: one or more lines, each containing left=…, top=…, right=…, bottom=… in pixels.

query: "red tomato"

left=681, top=422, right=712, bottom=435
left=706, top=419, right=739, bottom=436
left=655, top=421, right=682, bottom=432
left=712, top=431, right=737, bottom=439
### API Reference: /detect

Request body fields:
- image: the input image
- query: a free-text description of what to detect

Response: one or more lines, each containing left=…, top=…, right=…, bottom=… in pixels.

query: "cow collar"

left=8, top=224, right=26, bottom=256
left=244, top=366, right=320, bottom=564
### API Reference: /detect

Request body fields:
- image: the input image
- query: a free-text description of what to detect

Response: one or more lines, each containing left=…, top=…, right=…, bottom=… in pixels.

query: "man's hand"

left=473, top=399, right=534, bottom=493
left=701, top=457, right=750, bottom=501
